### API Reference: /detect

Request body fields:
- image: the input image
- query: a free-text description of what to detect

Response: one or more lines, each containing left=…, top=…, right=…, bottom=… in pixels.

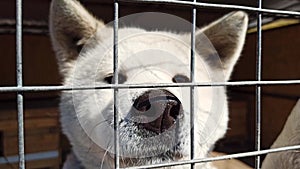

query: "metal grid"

left=1, top=0, right=300, bottom=169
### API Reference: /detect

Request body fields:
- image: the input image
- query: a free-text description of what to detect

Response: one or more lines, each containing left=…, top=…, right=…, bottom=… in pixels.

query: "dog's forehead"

left=95, top=28, right=188, bottom=54
left=86, top=27, right=211, bottom=81
left=94, top=28, right=191, bottom=66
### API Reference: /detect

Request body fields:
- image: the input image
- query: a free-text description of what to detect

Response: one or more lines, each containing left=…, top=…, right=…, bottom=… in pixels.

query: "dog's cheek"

left=194, top=87, right=229, bottom=152
left=93, top=90, right=115, bottom=118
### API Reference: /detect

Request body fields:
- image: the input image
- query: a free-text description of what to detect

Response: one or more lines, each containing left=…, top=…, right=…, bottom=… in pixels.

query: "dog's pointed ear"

left=196, top=11, right=248, bottom=81
left=49, top=0, right=104, bottom=75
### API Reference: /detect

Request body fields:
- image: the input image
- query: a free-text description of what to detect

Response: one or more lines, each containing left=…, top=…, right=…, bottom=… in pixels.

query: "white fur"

left=49, top=1, right=248, bottom=168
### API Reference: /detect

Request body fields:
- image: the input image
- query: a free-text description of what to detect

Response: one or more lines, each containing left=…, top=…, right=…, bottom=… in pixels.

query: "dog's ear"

left=196, top=11, right=248, bottom=81
left=49, top=0, right=104, bottom=75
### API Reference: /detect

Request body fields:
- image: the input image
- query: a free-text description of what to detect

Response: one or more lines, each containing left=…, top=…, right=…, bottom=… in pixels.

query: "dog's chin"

left=120, top=150, right=185, bottom=168
left=118, top=137, right=186, bottom=168
left=117, top=119, right=185, bottom=158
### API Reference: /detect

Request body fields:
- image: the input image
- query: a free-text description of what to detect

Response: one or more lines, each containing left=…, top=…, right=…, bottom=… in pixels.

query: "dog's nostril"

left=134, top=100, right=151, bottom=112
left=169, top=102, right=180, bottom=120
left=145, top=104, right=151, bottom=111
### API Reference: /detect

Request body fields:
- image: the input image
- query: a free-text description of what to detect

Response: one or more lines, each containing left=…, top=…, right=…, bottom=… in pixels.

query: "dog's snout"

left=129, top=90, right=183, bottom=134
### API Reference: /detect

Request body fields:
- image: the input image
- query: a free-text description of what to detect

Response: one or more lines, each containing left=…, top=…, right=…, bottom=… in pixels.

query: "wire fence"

left=4, top=0, right=300, bottom=169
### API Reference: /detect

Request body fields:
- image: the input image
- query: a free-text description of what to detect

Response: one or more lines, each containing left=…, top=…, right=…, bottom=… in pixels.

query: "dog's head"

left=50, top=0, right=248, bottom=168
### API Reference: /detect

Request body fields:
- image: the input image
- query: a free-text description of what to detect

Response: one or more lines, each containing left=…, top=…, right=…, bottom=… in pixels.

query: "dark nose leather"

left=128, top=89, right=183, bottom=134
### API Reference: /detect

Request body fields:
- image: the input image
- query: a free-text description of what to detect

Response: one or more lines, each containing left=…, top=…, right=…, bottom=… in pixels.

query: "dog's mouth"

left=110, top=89, right=186, bottom=159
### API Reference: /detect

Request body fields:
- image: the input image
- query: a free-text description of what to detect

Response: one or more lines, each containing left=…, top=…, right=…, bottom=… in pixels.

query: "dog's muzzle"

left=126, top=89, right=183, bottom=134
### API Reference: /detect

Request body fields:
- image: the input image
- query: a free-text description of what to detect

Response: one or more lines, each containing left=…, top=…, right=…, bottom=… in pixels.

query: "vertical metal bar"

left=113, top=1, right=120, bottom=169
left=190, top=1, right=197, bottom=168
left=255, top=0, right=262, bottom=168
left=16, top=0, right=25, bottom=169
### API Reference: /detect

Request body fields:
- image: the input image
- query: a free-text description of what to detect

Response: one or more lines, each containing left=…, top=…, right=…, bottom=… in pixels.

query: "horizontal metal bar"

left=122, top=145, right=300, bottom=169
left=0, top=19, right=47, bottom=27
left=0, top=19, right=48, bottom=35
left=232, top=89, right=300, bottom=100
left=0, top=151, right=59, bottom=164
left=0, top=80, right=300, bottom=93
left=119, top=0, right=300, bottom=16
left=0, top=28, right=48, bottom=35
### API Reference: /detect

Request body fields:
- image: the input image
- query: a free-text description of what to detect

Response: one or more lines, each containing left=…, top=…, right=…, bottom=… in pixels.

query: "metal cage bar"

left=122, top=145, right=300, bottom=169
left=190, top=0, right=197, bottom=168
left=16, top=0, right=25, bottom=168
left=113, top=1, right=120, bottom=168
left=1, top=80, right=300, bottom=93
left=119, top=0, right=300, bottom=16
left=255, top=0, right=263, bottom=168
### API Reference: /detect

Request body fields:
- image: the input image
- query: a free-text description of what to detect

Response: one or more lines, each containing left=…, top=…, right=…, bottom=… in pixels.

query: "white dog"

left=49, top=0, right=251, bottom=168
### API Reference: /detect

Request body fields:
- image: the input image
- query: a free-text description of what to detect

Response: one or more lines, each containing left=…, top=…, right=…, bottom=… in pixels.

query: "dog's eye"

left=172, top=74, right=190, bottom=83
left=104, top=73, right=127, bottom=84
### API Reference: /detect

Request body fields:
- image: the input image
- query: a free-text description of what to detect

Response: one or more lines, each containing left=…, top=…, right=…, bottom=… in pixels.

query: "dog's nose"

left=129, top=90, right=183, bottom=134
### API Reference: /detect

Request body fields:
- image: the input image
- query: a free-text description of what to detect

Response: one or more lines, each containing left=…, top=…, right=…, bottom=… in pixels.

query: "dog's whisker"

left=87, top=119, right=112, bottom=137
left=100, top=145, right=111, bottom=169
